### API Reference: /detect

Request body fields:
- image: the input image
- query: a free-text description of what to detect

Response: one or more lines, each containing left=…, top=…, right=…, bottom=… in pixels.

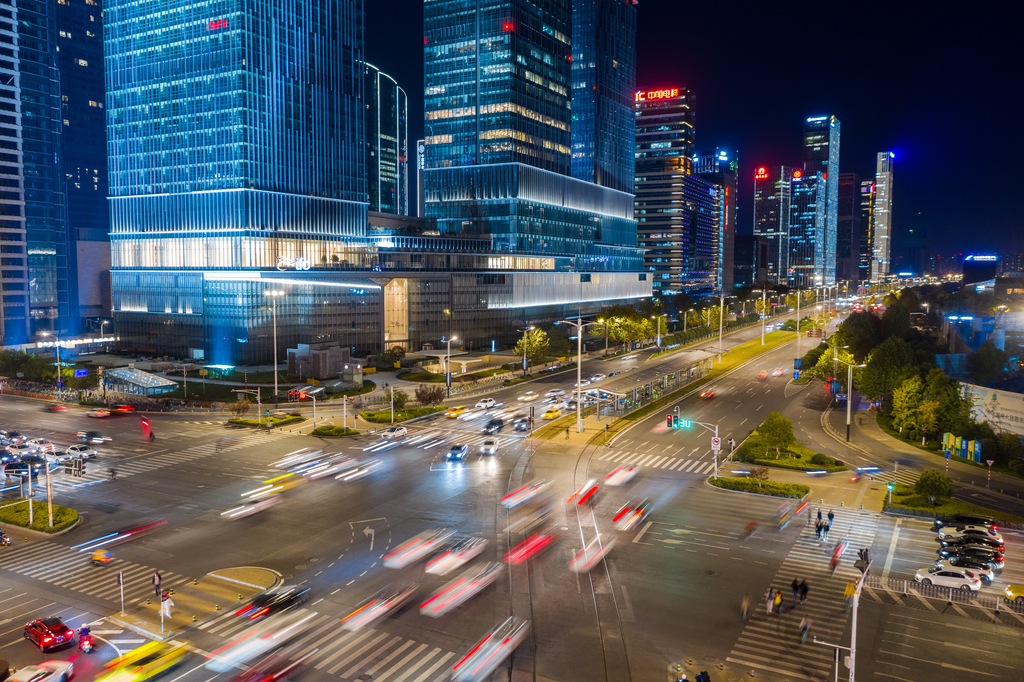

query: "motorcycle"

left=0, top=535, right=10, bottom=547
left=91, top=551, right=114, bottom=567
left=79, top=629, right=94, bottom=653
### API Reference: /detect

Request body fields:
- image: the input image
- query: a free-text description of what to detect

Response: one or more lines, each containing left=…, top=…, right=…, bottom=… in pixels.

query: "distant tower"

left=695, top=149, right=738, bottom=292
left=837, top=173, right=863, bottom=283
left=753, top=165, right=793, bottom=285
left=871, top=152, right=895, bottom=281
left=858, top=180, right=875, bottom=281
left=364, top=63, right=408, bottom=215
left=802, top=116, right=840, bottom=285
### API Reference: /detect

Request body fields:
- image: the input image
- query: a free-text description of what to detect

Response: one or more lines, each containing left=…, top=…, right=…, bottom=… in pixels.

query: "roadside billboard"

left=962, top=383, right=1024, bottom=436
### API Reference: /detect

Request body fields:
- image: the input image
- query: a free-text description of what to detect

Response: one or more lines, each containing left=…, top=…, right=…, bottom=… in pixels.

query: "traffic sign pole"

left=986, top=460, right=994, bottom=489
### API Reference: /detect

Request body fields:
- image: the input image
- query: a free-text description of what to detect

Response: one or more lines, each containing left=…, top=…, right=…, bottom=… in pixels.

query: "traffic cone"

left=191, top=615, right=197, bottom=622
left=215, top=604, right=220, bottom=610
left=238, top=593, right=243, bottom=600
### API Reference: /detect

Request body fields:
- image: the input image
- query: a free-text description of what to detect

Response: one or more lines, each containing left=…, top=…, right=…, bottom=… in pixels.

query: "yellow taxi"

left=96, top=641, right=188, bottom=682
left=543, top=408, right=561, bottom=420
left=1005, top=584, right=1024, bottom=603
left=518, top=391, right=538, bottom=402
left=445, top=406, right=468, bottom=418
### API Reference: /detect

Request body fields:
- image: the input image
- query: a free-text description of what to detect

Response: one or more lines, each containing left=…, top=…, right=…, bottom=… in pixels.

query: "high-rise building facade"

left=871, top=152, right=895, bottom=280
left=836, top=172, right=862, bottom=283
left=858, top=179, right=874, bottom=280
left=106, top=0, right=370, bottom=363
left=695, top=148, right=737, bottom=293
left=787, top=169, right=827, bottom=288
left=58, top=0, right=110, bottom=331
left=752, top=165, right=792, bottom=285
left=634, top=86, right=716, bottom=304
left=802, top=115, right=839, bottom=285
left=733, top=234, right=769, bottom=290
left=571, top=0, right=636, bottom=194
left=364, top=63, right=408, bottom=215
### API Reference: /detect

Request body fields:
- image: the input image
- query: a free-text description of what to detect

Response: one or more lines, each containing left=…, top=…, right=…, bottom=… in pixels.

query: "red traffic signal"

left=299, top=392, right=307, bottom=400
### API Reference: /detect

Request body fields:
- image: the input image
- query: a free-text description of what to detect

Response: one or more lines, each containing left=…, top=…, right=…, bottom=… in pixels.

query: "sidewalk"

left=767, top=468, right=888, bottom=512
left=108, top=566, right=279, bottom=640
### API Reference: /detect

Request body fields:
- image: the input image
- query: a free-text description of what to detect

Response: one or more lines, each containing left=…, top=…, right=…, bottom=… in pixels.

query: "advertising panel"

left=962, top=383, right=1024, bottom=436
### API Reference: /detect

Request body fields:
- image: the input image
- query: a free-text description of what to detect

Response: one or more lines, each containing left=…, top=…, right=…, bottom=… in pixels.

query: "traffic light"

left=299, top=391, right=307, bottom=400
left=673, top=415, right=680, bottom=428
left=288, top=390, right=298, bottom=402
left=886, top=483, right=894, bottom=491
left=667, top=415, right=673, bottom=428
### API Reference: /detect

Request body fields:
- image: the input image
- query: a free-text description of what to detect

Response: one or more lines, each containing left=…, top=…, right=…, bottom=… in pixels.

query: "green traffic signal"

left=886, top=483, right=894, bottom=490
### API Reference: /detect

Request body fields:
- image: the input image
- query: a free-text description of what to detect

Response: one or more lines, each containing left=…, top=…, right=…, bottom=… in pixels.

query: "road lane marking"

left=882, top=520, right=901, bottom=579
left=633, top=521, right=653, bottom=543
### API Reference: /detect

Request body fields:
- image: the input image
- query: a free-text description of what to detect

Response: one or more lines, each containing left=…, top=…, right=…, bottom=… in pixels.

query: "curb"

left=702, top=476, right=810, bottom=501
left=107, top=614, right=175, bottom=642
left=0, top=512, right=82, bottom=539
left=208, top=567, right=282, bottom=591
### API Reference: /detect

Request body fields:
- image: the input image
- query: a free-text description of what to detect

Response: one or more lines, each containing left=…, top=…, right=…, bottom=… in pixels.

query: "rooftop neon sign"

left=635, top=88, right=679, bottom=102
left=755, top=167, right=769, bottom=180
left=208, top=18, right=229, bottom=30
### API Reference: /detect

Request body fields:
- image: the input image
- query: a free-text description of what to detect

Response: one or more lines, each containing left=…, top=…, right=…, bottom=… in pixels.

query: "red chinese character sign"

left=635, top=88, right=680, bottom=102
left=208, top=18, right=229, bottom=31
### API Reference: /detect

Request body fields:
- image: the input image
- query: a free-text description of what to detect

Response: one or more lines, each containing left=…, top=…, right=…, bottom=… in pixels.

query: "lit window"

left=76, top=59, right=88, bottom=67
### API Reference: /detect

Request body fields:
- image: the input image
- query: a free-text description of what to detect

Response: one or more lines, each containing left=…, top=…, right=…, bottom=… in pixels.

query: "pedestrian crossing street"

left=726, top=510, right=880, bottom=681
left=46, top=431, right=285, bottom=491
left=594, top=449, right=719, bottom=474
left=0, top=540, right=194, bottom=605
left=197, top=608, right=457, bottom=682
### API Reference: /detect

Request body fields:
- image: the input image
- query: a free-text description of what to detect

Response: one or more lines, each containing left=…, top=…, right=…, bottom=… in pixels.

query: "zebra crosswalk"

left=0, top=540, right=194, bottom=604
left=725, top=510, right=880, bottom=681
left=197, top=607, right=456, bottom=682
left=594, top=449, right=719, bottom=474
left=869, top=468, right=919, bottom=487
left=47, top=431, right=285, bottom=490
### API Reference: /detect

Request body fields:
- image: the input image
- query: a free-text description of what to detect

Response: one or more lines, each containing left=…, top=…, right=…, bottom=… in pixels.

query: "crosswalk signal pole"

left=118, top=572, right=124, bottom=615
left=45, top=463, right=53, bottom=527
left=26, top=473, right=32, bottom=524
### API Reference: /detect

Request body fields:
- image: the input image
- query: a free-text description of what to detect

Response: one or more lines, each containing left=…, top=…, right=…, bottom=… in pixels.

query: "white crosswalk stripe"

left=594, top=449, right=727, bottom=475
left=725, top=511, right=880, bottom=680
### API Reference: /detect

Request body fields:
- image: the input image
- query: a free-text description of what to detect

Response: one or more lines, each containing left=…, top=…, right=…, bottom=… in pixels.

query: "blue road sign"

left=74, top=369, right=88, bottom=378
left=793, top=371, right=800, bottom=380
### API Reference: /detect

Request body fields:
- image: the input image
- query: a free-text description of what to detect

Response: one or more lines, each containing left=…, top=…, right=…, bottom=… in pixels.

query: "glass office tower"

left=837, top=172, right=862, bottom=284
left=106, top=0, right=369, bottom=363
left=858, top=179, right=874, bottom=281
left=752, top=165, right=792, bottom=285
left=871, top=152, right=894, bottom=281
left=571, top=0, right=636, bottom=193
left=788, top=169, right=827, bottom=288
left=802, top=115, right=839, bottom=285
left=364, top=63, right=408, bottom=215
left=695, top=148, right=737, bottom=293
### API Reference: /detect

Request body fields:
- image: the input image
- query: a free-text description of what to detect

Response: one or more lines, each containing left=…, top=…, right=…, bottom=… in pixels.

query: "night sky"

left=365, top=2, right=1022, bottom=256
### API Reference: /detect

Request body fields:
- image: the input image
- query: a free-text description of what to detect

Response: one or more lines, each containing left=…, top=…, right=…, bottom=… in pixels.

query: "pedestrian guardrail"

left=864, top=575, right=1024, bottom=615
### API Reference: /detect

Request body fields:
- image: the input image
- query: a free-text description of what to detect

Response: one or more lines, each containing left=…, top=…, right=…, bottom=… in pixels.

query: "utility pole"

left=390, top=386, right=394, bottom=424
left=761, top=289, right=766, bottom=346
left=45, top=462, right=53, bottom=527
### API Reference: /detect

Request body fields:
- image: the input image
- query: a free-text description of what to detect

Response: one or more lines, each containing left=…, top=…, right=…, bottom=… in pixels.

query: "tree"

left=515, top=328, right=550, bottom=365
left=914, top=469, right=955, bottom=505
left=896, top=287, right=921, bottom=314
left=858, top=337, right=917, bottom=409
left=881, top=302, right=912, bottom=340
left=833, top=311, right=880, bottom=361
left=916, top=399, right=942, bottom=438
left=391, top=388, right=409, bottom=411
left=229, top=399, right=252, bottom=417
left=750, top=466, right=770, bottom=487
left=967, top=340, right=1009, bottom=386
left=543, top=326, right=570, bottom=355
left=808, top=345, right=855, bottom=380
left=759, top=412, right=795, bottom=457
left=997, top=432, right=1024, bottom=467
left=378, top=345, right=406, bottom=368
left=891, top=375, right=923, bottom=432
left=415, top=384, right=446, bottom=406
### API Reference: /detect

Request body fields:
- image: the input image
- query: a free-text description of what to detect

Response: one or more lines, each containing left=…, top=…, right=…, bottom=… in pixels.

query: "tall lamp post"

left=557, top=317, right=601, bottom=433
left=444, top=335, right=458, bottom=397
left=837, top=358, right=867, bottom=441
left=519, top=326, right=534, bottom=378
left=717, top=294, right=733, bottom=358
left=264, top=290, right=285, bottom=405
left=683, top=308, right=694, bottom=335
left=41, top=332, right=61, bottom=390
left=651, top=315, right=663, bottom=347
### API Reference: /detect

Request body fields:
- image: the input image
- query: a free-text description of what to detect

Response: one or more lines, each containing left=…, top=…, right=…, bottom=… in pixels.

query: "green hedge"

left=884, top=484, right=1024, bottom=526
left=709, top=477, right=810, bottom=499
left=0, top=499, right=79, bottom=533
left=228, top=415, right=306, bottom=427
left=360, top=406, right=447, bottom=423
left=735, top=432, right=844, bottom=471
left=311, top=425, right=360, bottom=437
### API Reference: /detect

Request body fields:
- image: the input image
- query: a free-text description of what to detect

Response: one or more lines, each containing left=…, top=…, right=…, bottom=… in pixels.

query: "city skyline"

left=365, top=1, right=1019, bottom=256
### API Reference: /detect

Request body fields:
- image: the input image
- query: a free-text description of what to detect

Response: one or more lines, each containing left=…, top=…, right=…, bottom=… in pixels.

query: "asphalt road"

left=2, top=309, right=1023, bottom=682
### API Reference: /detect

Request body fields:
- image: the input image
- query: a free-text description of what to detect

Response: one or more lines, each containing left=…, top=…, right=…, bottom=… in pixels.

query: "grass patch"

left=398, top=371, right=446, bottom=383
left=0, top=498, right=79, bottom=533
left=360, top=406, right=448, bottom=423
left=885, top=484, right=1024, bottom=526
left=311, top=425, right=360, bottom=437
left=737, top=435, right=845, bottom=471
left=227, top=415, right=306, bottom=428
left=709, top=477, right=810, bottom=499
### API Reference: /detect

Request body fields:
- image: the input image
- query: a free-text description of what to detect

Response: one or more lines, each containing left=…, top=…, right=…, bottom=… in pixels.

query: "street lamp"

left=518, top=326, right=534, bottom=378
left=41, top=331, right=61, bottom=390
left=835, top=357, right=867, bottom=441
left=717, top=293, right=733, bottom=358
left=443, top=335, right=458, bottom=397
left=264, top=289, right=285, bottom=405
left=651, top=315, right=663, bottom=347
left=557, top=317, right=601, bottom=433
left=684, top=308, right=694, bottom=335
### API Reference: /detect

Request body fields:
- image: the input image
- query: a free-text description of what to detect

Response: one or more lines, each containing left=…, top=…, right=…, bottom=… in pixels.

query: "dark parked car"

left=235, top=585, right=311, bottom=620
left=483, top=418, right=504, bottom=435
left=939, top=546, right=1005, bottom=569
left=23, top=617, right=74, bottom=652
left=5, top=455, right=47, bottom=479
left=940, top=535, right=1005, bottom=552
left=934, top=513, right=995, bottom=529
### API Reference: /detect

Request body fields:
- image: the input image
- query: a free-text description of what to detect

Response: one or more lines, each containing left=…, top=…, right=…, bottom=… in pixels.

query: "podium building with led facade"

left=107, top=0, right=648, bottom=365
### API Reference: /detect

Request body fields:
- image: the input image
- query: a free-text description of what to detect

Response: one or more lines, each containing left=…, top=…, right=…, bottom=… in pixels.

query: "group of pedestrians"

left=814, top=508, right=835, bottom=542
left=764, top=578, right=809, bottom=616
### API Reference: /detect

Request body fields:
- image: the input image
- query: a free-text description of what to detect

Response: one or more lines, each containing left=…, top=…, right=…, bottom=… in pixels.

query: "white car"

left=8, top=661, right=74, bottom=682
left=517, top=391, right=538, bottom=401
left=574, top=379, right=591, bottom=387
left=589, top=374, right=605, bottom=382
left=383, top=528, right=456, bottom=568
left=935, top=559, right=994, bottom=584
left=66, top=444, right=97, bottom=459
left=937, top=525, right=1003, bottom=543
left=475, top=398, right=496, bottom=409
left=604, top=464, right=637, bottom=486
left=27, top=438, right=55, bottom=452
left=914, top=566, right=981, bottom=591
left=480, top=437, right=500, bottom=454
left=425, top=537, right=489, bottom=576
left=453, top=618, right=530, bottom=682
left=205, top=609, right=315, bottom=672
left=6, top=443, right=37, bottom=458
left=544, top=389, right=565, bottom=398
left=221, top=495, right=281, bottom=519
left=421, top=562, right=502, bottom=618
left=569, top=534, right=616, bottom=573
left=342, top=582, right=419, bottom=631
left=381, top=426, right=407, bottom=440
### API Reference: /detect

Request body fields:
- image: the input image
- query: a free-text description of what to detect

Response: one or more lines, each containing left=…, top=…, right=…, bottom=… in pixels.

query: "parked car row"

left=915, top=514, right=1008, bottom=593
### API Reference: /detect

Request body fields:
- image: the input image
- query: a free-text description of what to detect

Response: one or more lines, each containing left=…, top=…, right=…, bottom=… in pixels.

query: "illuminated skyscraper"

left=871, top=152, right=895, bottom=281
left=695, top=148, right=738, bottom=292
left=752, top=165, right=792, bottom=285
left=858, top=179, right=875, bottom=280
left=571, top=0, right=637, bottom=193
left=837, top=173, right=862, bottom=283
left=788, top=169, right=827, bottom=288
left=802, top=115, right=840, bottom=284
left=364, top=63, right=408, bottom=215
